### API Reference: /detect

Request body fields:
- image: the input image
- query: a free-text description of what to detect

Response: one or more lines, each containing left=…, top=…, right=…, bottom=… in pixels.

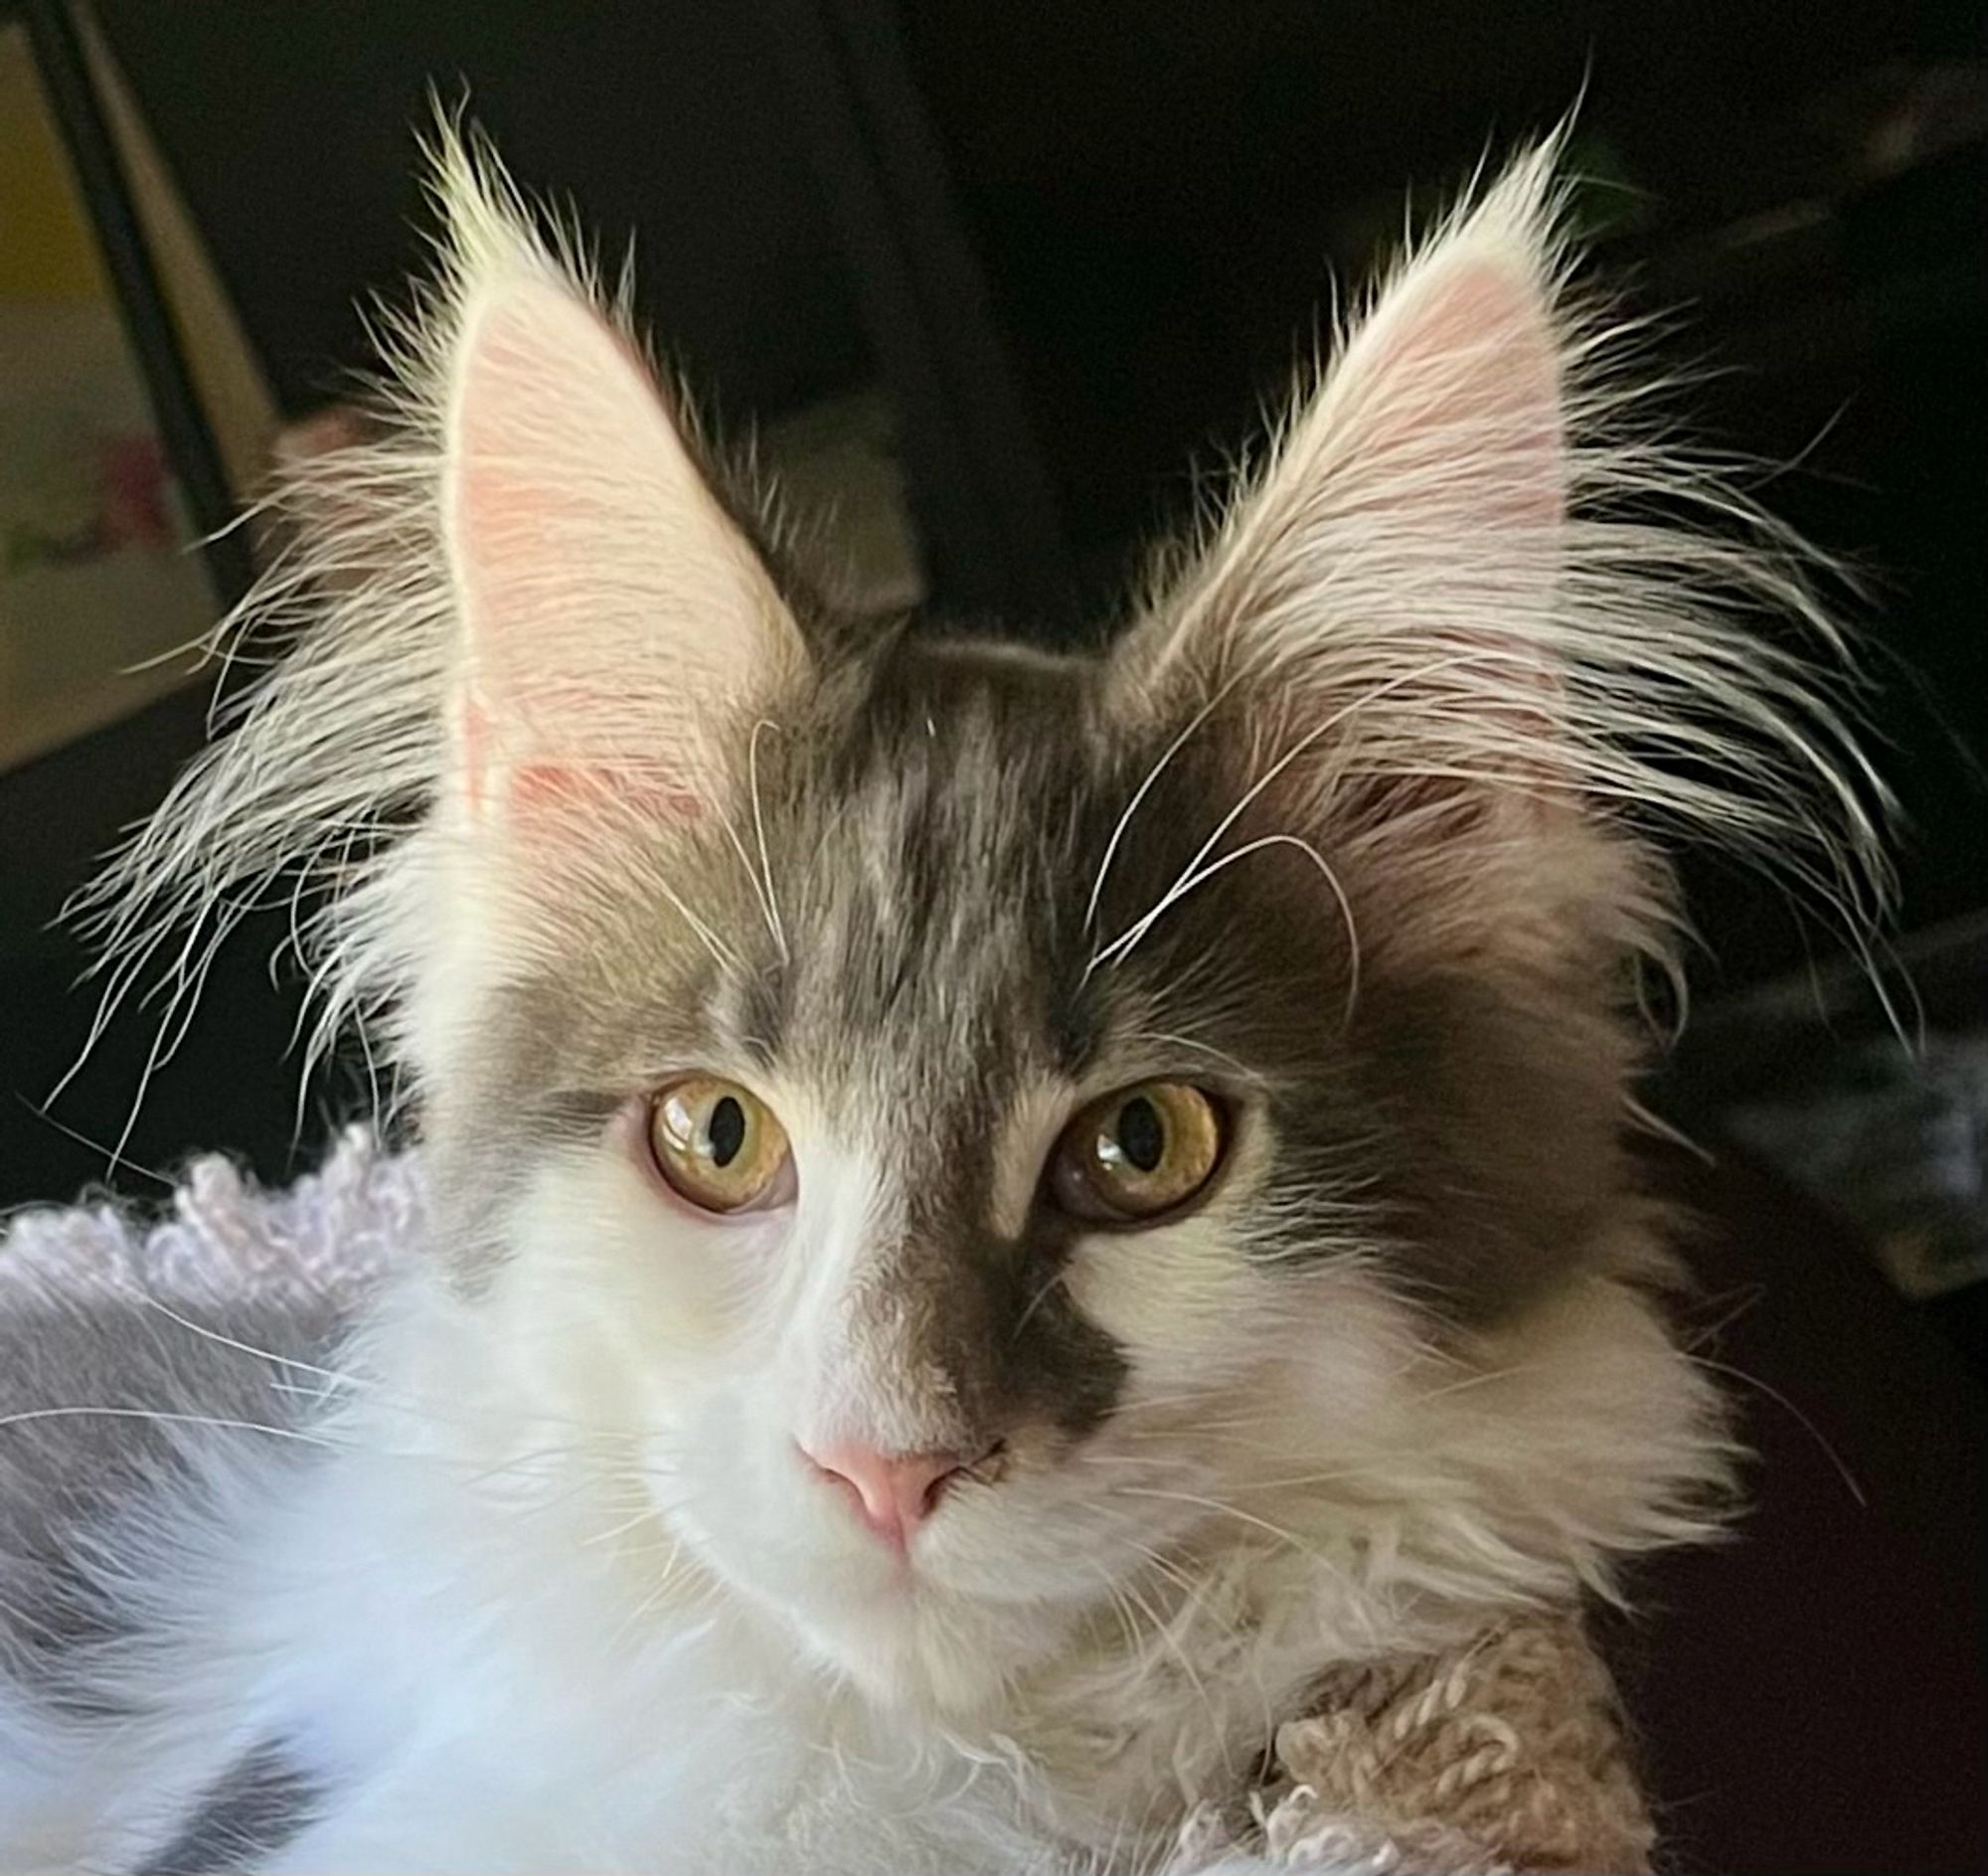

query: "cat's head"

left=92, top=131, right=1888, bottom=1712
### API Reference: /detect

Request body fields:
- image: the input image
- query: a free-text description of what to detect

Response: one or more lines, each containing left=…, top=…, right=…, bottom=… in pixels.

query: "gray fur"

left=134, top=1743, right=318, bottom=1875
left=0, top=1286, right=339, bottom=1716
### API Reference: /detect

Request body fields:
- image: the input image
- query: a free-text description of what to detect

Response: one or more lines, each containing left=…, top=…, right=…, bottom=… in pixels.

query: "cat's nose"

left=797, top=1439, right=984, bottom=1552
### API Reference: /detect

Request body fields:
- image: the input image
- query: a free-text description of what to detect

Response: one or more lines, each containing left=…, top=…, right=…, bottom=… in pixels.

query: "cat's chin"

left=771, top=1570, right=1073, bottom=1717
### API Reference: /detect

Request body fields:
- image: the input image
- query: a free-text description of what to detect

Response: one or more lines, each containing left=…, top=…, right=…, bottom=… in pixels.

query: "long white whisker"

left=0, top=1404, right=338, bottom=1450
left=1082, top=674, right=1240, bottom=936
left=748, top=717, right=788, bottom=963
left=1088, top=653, right=1486, bottom=981
left=1098, top=831, right=1363, bottom=1027
left=1112, top=1484, right=1329, bottom=1568
left=713, top=804, right=782, bottom=958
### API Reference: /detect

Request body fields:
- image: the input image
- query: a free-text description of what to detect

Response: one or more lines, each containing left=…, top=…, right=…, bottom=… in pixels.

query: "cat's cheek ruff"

left=488, top=1144, right=796, bottom=1404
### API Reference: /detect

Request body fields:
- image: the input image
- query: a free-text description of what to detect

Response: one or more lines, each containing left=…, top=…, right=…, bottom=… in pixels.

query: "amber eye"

left=646, top=1076, right=793, bottom=1214
left=1050, top=1082, right=1226, bottom=1224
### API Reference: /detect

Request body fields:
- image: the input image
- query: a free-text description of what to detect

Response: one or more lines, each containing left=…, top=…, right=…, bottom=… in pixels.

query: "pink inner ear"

left=456, top=696, right=704, bottom=828
left=1324, top=244, right=1572, bottom=754
left=1346, top=248, right=1568, bottom=534
left=450, top=288, right=652, bottom=678
left=443, top=271, right=792, bottom=837
left=508, top=761, right=706, bottom=824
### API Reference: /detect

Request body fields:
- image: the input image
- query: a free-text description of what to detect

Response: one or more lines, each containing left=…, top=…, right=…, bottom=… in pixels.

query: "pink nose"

left=799, top=1440, right=977, bottom=1551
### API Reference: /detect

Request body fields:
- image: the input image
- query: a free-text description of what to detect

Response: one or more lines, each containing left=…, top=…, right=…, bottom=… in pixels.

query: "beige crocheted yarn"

left=1178, top=1613, right=1653, bottom=1874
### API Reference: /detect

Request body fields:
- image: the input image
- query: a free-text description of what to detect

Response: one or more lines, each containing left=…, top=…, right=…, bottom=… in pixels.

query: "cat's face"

left=431, top=634, right=1501, bottom=1709
left=82, top=130, right=1879, bottom=1721
left=212, top=138, right=1828, bottom=1714
left=419, top=611, right=1633, bottom=1713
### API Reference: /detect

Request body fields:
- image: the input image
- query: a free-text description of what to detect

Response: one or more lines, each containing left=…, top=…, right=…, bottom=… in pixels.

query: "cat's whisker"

left=133, top=1292, right=356, bottom=1384
left=1110, top=1483, right=1331, bottom=1571
left=130, top=1296, right=699, bottom=1456
left=1083, top=675, right=1241, bottom=937
left=1101, top=830, right=1363, bottom=1030
left=0, top=1403, right=338, bottom=1450
left=1088, top=653, right=1480, bottom=979
left=613, top=843, right=742, bottom=975
left=1685, top=1352, right=1865, bottom=1506
left=605, top=1536, right=706, bottom=1653
left=11, top=1096, right=179, bottom=1191
left=1104, top=1389, right=1235, bottom=1417
left=712, top=803, right=783, bottom=958
left=0, top=1389, right=662, bottom=1508
left=1083, top=1561, right=1155, bottom=1679
left=1113, top=1029, right=1254, bottom=1081
left=1010, top=1266, right=1066, bottom=1342
left=747, top=716, right=788, bottom=964
left=1078, top=1554, right=1233, bottom=1775
left=1111, top=1530, right=1205, bottom=1607
left=599, top=1524, right=690, bottom=1562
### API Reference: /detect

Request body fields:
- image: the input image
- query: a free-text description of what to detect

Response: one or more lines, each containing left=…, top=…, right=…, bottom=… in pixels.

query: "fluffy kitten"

left=0, top=128, right=1888, bottom=1874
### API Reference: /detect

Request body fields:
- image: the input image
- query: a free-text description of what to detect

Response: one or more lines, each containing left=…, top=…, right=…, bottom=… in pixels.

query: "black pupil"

left=1117, top=1097, right=1165, bottom=1173
left=708, top=1096, right=747, bottom=1167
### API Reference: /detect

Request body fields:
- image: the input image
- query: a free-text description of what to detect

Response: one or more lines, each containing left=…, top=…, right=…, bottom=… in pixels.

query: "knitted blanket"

left=1, top=1139, right=1654, bottom=1874
left=1170, top=1615, right=1653, bottom=1873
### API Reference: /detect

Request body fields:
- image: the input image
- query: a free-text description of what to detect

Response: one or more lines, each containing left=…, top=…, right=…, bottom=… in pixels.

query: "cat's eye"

left=1050, top=1082, right=1226, bottom=1224
left=646, top=1076, right=794, bottom=1214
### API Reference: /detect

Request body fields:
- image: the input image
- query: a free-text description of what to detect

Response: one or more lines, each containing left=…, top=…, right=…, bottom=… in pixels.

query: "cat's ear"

left=1127, top=150, right=1571, bottom=789
left=437, top=165, right=802, bottom=828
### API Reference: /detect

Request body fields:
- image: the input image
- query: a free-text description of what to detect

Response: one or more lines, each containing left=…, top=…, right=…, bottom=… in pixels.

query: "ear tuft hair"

left=68, top=119, right=798, bottom=1120
left=70, top=126, right=1897, bottom=1134
left=1119, top=130, right=1895, bottom=996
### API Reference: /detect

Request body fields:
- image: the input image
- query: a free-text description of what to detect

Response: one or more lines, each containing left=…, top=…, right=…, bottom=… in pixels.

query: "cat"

left=0, top=124, right=1890, bottom=1874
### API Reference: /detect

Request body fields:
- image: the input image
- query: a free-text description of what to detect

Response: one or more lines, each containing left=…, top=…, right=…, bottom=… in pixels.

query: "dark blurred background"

left=0, top=6, right=1984, bottom=1870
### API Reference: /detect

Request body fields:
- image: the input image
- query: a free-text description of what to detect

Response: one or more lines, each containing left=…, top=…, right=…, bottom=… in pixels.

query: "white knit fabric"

left=1, top=1131, right=414, bottom=1313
